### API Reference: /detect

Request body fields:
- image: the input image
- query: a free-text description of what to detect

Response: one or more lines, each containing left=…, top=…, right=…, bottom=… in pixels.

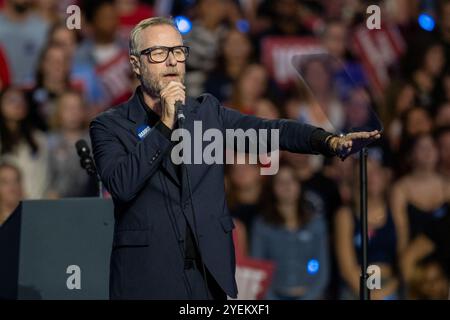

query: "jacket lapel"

left=127, top=87, right=181, bottom=186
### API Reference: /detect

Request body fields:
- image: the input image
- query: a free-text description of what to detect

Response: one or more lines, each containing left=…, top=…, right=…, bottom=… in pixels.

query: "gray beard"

left=140, top=75, right=161, bottom=98
left=140, top=75, right=186, bottom=98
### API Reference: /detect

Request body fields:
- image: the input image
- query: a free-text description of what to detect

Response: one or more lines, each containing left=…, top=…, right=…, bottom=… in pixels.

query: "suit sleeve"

left=213, top=95, right=335, bottom=156
left=89, top=116, right=172, bottom=203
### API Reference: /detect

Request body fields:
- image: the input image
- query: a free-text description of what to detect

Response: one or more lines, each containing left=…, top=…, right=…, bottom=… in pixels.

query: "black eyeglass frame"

left=138, top=45, right=190, bottom=63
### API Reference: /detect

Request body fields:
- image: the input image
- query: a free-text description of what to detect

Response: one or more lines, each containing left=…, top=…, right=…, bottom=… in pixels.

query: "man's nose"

left=166, top=51, right=177, bottom=66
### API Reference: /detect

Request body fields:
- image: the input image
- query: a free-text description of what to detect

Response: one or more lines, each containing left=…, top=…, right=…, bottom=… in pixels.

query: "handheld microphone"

left=75, top=139, right=97, bottom=177
left=75, top=139, right=103, bottom=198
left=175, top=100, right=185, bottom=125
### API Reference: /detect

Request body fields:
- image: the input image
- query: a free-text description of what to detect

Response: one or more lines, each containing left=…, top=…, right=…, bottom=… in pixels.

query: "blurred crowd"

left=0, top=0, right=450, bottom=300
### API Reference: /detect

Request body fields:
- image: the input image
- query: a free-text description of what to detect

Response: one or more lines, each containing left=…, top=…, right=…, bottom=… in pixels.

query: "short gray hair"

left=129, top=17, right=180, bottom=56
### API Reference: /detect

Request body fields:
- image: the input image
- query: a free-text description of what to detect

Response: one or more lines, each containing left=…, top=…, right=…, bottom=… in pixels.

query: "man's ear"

left=130, top=56, right=141, bottom=77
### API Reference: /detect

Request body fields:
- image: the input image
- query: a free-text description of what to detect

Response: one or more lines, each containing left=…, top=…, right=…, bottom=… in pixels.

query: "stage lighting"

left=418, top=13, right=435, bottom=31
left=174, top=16, right=192, bottom=34
left=307, top=259, right=320, bottom=275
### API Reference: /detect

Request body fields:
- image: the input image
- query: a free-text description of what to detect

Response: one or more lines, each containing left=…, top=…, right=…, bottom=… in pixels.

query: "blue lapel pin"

left=136, top=124, right=152, bottom=140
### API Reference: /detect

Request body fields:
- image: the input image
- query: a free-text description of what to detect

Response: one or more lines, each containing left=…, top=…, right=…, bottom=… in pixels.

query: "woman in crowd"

left=400, top=106, right=433, bottom=139
left=392, top=106, right=434, bottom=174
left=344, top=86, right=383, bottom=132
left=26, top=43, right=72, bottom=131
left=251, top=163, right=329, bottom=300
left=391, top=134, right=450, bottom=284
left=183, top=0, right=238, bottom=97
left=226, top=156, right=264, bottom=238
left=205, top=29, right=253, bottom=103
left=335, top=148, right=400, bottom=300
left=226, top=63, right=271, bottom=114
left=295, top=56, right=344, bottom=133
left=406, top=38, right=446, bottom=113
left=0, top=86, right=49, bottom=199
left=0, top=162, right=23, bottom=226
left=386, top=82, right=419, bottom=151
left=392, top=134, right=450, bottom=249
left=46, top=90, right=95, bottom=198
left=47, top=22, right=106, bottom=113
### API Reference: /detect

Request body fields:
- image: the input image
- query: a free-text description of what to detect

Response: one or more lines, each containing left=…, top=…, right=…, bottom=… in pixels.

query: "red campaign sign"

left=234, top=257, right=275, bottom=300
left=261, top=37, right=324, bottom=89
left=231, top=221, right=275, bottom=300
left=353, top=24, right=406, bottom=97
left=95, top=51, right=133, bottom=106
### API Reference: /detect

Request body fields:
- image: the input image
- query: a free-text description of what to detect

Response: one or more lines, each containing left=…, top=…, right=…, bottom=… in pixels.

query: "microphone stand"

left=176, top=105, right=211, bottom=300
left=359, top=147, right=370, bottom=300
left=76, top=140, right=103, bottom=199
left=84, top=160, right=102, bottom=199
left=84, top=166, right=103, bottom=199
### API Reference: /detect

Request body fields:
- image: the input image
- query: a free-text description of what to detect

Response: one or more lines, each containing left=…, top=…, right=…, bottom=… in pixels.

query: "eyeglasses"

left=138, top=46, right=190, bottom=63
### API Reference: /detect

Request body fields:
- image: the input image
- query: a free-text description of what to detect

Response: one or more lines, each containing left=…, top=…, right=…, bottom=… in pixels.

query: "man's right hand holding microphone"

left=159, top=80, right=185, bottom=129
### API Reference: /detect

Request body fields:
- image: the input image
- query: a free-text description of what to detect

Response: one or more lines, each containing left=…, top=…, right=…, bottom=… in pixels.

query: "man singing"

left=89, top=17, right=380, bottom=300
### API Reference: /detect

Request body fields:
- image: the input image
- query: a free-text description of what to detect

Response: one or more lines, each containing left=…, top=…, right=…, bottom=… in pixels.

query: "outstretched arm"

left=216, top=95, right=380, bottom=158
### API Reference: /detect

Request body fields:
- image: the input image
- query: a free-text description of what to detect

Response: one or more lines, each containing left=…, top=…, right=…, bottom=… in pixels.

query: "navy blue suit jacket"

left=89, top=87, right=331, bottom=299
